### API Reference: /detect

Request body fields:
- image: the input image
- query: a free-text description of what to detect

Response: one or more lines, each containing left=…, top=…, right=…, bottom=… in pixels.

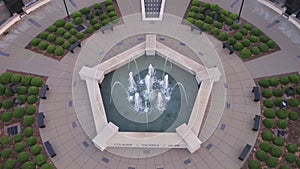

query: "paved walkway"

left=0, top=0, right=298, bottom=168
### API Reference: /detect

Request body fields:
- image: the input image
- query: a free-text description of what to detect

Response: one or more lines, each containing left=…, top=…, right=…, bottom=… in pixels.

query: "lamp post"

left=237, top=0, right=245, bottom=22
left=62, top=0, right=71, bottom=20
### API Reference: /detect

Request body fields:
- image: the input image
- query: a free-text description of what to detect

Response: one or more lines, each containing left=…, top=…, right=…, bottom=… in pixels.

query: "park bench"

left=252, top=115, right=261, bottom=131
left=40, top=84, right=49, bottom=99
left=38, top=112, right=45, bottom=128
left=44, top=141, right=56, bottom=158
left=222, top=42, right=235, bottom=54
left=239, top=144, right=251, bottom=161
left=252, top=86, right=260, bottom=102
left=101, top=24, right=113, bottom=34
left=68, top=41, right=81, bottom=53
left=190, top=24, right=203, bottom=34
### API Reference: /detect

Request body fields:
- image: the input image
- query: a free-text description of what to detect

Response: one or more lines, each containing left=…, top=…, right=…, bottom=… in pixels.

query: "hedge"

left=218, top=32, right=228, bottom=41
left=297, top=86, right=300, bottom=95
left=205, top=16, right=214, bottom=24
left=17, top=152, right=29, bottom=163
left=0, top=72, right=12, bottom=84
left=74, top=17, right=83, bottom=25
left=0, top=84, right=4, bottom=95
left=69, top=28, right=78, bottom=35
left=248, top=160, right=261, bottom=169
left=273, top=137, right=284, bottom=146
left=31, top=38, right=41, bottom=46
left=40, top=163, right=54, bottom=169
left=27, top=136, right=38, bottom=146
left=258, top=43, right=269, bottom=53
left=1, top=136, right=11, bottom=145
left=274, top=98, right=283, bottom=107
left=227, top=37, right=237, bottom=45
left=4, top=160, right=16, bottom=169
left=263, top=99, right=274, bottom=108
left=69, top=37, right=77, bottom=44
left=276, top=109, right=288, bottom=119
left=191, top=0, right=201, bottom=7
left=262, top=130, right=273, bottom=141
left=279, top=76, right=289, bottom=85
left=288, top=98, right=299, bottom=107
left=251, top=28, right=262, bottom=36
left=57, top=27, right=66, bottom=36
left=297, top=159, right=300, bottom=168
left=81, top=7, right=90, bottom=14
left=289, top=112, right=298, bottom=121
left=243, top=23, right=253, bottom=30
left=1, top=148, right=12, bottom=158
left=233, top=42, right=243, bottom=51
left=93, top=3, right=101, bottom=9
left=255, top=150, right=267, bottom=161
left=260, top=35, right=270, bottom=43
left=233, top=32, right=243, bottom=40
left=89, top=18, right=98, bottom=25
left=225, top=18, right=233, bottom=25
left=277, top=119, right=287, bottom=129
left=1, top=112, right=12, bottom=122
left=272, top=88, right=283, bottom=97
left=39, top=32, right=49, bottom=40
left=46, top=45, right=56, bottom=54
left=210, top=27, right=220, bottom=35
left=24, top=116, right=35, bottom=126
left=267, top=40, right=276, bottom=49
left=239, top=49, right=251, bottom=59
left=21, top=75, right=32, bottom=86
left=250, top=47, right=260, bottom=55
left=62, top=41, right=71, bottom=49
left=231, top=23, right=240, bottom=30
left=202, top=23, right=211, bottom=31
left=5, top=87, right=14, bottom=97
left=72, top=11, right=82, bottom=19
left=55, top=19, right=65, bottom=27
left=190, top=6, right=199, bottom=13
left=93, top=23, right=101, bottom=30
left=38, top=41, right=49, bottom=50
left=27, top=95, right=38, bottom=104
left=241, top=39, right=251, bottom=47
left=280, top=165, right=290, bottom=169
left=23, top=127, right=34, bottom=137
left=106, top=5, right=115, bottom=12
left=30, top=145, right=42, bottom=155
left=22, top=161, right=35, bottom=169
left=63, top=32, right=72, bottom=39
left=262, top=118, right=274, bottom=129
left=86, top=27, right=94, bottom=34
left=266, top=157, right=278, bottom=168
left=35, top=154, right=47, bottom=166
left=286, top=143, right=298, bottom=153
left=54, top=47, right=64, bottom=57
left=102, top=19, right=110, bottom=25
left=262, top=89, right=272, bottom=98
left=288, top=74, right=299, bottom=84
left=55, top=37, right=64, bottom=45
left=76, top=33, right=85, bottom=40
left=240, top=28, right=248, bottom=36
left=213, top=22, right=222, bottom=29
left=13, top=107, right=25, bottom=119
left=2, top=99, right=13, bottom=110
left=100, top=13, right=108, bottom=20
left=26, top=105, right=36, bottom=115
left=14, top=134, right=23, bottom=143
left=285, top=153, right=296, bottom=163
left=14, top=142, right=26, bottom=152
left=249, top=36, right=258, bottom=43
left=47, top=25, right=57, bottom=32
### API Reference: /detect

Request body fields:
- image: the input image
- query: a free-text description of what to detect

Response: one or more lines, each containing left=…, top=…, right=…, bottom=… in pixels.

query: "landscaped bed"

left=26, top=0, right=121, bottom=61
left=184, top=0, right=280, bottom=61
left=0, top=71, right=54, bottom=169
left=243, top=73, right=300, bottom=169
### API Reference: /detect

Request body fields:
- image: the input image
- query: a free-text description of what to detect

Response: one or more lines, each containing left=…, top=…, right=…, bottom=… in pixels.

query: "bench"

left=252, top=86, right=260, bottom=102
left=252, top=115, right=261, bottom=131
left=190, top=24, right=203, bottom=34
left=101, top=24, right=113, bottom=34
left=222, top=42, right=235, bottom=54
left=40, top=84, right=49, bottom=99
left=68, top=41, right=81, bottom=53
left=44, top=141, right=56, bottom=158
left=239, top=144, right=251, bottom=161
left=38, top=112, right=45, bottom=128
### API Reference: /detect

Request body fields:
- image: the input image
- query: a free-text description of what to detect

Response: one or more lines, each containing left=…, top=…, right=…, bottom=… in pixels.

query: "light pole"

left=238, top=0, right=245, bottom=22
left=62, top=0, right=71, bottom=20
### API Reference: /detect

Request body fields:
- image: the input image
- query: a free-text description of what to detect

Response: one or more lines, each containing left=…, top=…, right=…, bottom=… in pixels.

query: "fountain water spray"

left=128, top=72, right=136, bottom=93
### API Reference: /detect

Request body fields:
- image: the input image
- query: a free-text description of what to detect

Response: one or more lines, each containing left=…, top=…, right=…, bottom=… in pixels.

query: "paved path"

left=0, top=0, right=298, bottom=168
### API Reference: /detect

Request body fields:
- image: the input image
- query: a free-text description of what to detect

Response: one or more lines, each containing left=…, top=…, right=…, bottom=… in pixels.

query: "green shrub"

left=38, top=41, right=49, bottom=50
left=277, top=109, right=288, bottom=119
left=0, top=84, right=4, bottom=95
left=239, top=49, right=251, bottom=59
left=54, top=47, right=64, bottom=57
left=198, top=13, right=205, bottom=21
left=280, top=76, right=289, bottom=85
left=56, top=27, right=66, bottom=36
left=262, top=118, right=274, bottom=129
left=24, top=116, right=35, bottom=126
left=14, top=134, right=23, bottom=143
left=259, top=43, right=269, bottom=53
left=0, top=72, right=12, bottom=84
left=262, top=130, right=273, bottom=141
left=262, top=89, right=272, bottom=98
left=5, top=87, right=14, bottom=97
left=72, top=11, right=82, bottom=19
left=186, top=17, right=195, bottom=24
left=209, top=27, right=220, bottom=35
left=277, top=119, right=287, bottom=129
left=288, top=74, right=299, bottom=84
left=14, top=142, right=26, bottom=152
left=63, top=32, right=72, bottom=39
left=1, top=136, right=11, bottom=145
left=31, top=38, right=41, bottom=46
left=69, top=28, right=78, bottom=35
left=111, top=16, right=119, bottom=23
left=266, top=157, right=278, bottom=168
left=93, top=3, right=101, bottom=10
left=286, top=143, right=298, bottom=153
left=76, top=33, right=85, bottom=40
left=1, top=112, right=12, bottom=122
left=89, top=18, right=98, bottom=25
left=188, top=11, right=196, bottom=18
left=102, top=19, right=110, bottom=26
left=202, top=23, right=211, bottom=31
left=273, top=137, right=284, bottom=146
left=35, top=154, right=47, bottom=166
left=40, top=163, right=54, bottom=169
left=255, top=150, right=267, bottom=161
left=17, top=152, right=29, bottom=163
left=289, top=112, right=298, bottom=121
left=106, top=5, right=115, bottom=12
left=26, top=105, right=36, bottom=115
left=233, top=32, right=243, bottom=40
left=220, top=9, right=229, bottom=16
left=233, top=42, right=243, bottom=51
left=21, top=75, right=32, bottom=86
left=62, top=41, right=71, bottom=50
left=69, top=37, right=77, bottom=44
left=270, top=146, right=283, bottom=158
left=17, top=95, right=26, bottom=104
left=205, top=16, right=213, bottom=24
left=274, top=98, right=283, bottom=107
left=218, top=32, right=228, bottom=41
left=250, top=47, right=260, bottom=55
left=46, top=34, right=56, bottom=42
left=267, top=40, right=276, bottom=49
left=227, top=37, right=237, bottom=46
left=47, top=25, right=57, bottom=32
left=4, top=160, right=16, bottom=169
left=288, top=98, right=299, bottom=107
left=260, top=35, right=270, bottom=43
left=24, top=127, right=34, bottom=137
left=1, top=148, right=12, bottom=158
left=74, top=17, right=83, bottom=25
left=191, top=0, right=200, bottom=7
left=243, top=23, right=253, bottom=30
left=81, top=7, right=90, bottom=14
left=55, top=19, right=65, bottom=27
left=249, top=36, right=258, bottom=43
left=39, top=32, right=49, bottom=40
left=230, top=13, right=239, bottom=20
left=210, top=4, right=219, bottom=11
left=30, top=145, right=42, bottom=155
left=225, top=18, right=233, bottom=25
left=30, top=77, right=43, bottom=87
left=55, top=37, right=64, bottom=45
left=46, top=45, right=56, bottom=54
left=285, top=153, right=296, bottom=163
left=279, top=164, right=290, bottom=169
left=190, top=6, right=199, bottom=13
left=297, top=159, right=300, bottom=168
left=251, top=28, right=262, bottom=36
left=241, top=39, right=251, bottom=47
left=22, top=161, right=35, bottom=169
left=99, top=13, right=108, bottom=20
left=13, top=107, right=25, bottom=119
left=2, top=99, right=13, bottom=110
left=213, top=22, right=222, bottom=29
left=27, top=136, right=37, bottom=146
left=269, top=78, right=279, bottom=87
left=240, top=28, right=248, bottom=36
left=93, top=23, right=101, bottom=30
left=105, top=0, right=113, bottom=6
left=231, top=23, right=240, bottom=30
left=86, top=27, right=94, bottom=34
left=248, top=160, right=261, bottom=169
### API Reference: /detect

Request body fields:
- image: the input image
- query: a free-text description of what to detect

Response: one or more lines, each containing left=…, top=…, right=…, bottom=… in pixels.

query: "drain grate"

left=69, top=0, right=77, bottom=7
left=206, top=143, right=213, bottom=150
left=102, top=157, right=109, bottom=163
left=82, top=141, right=89, bottom=148
left=184, top=159, right=191, bottom=165
left=223, top=83, right=228, bottom=88
left=68, top=101, right=73, bottom=107
left=72, top=121, right=77, bottom=128
left=220, top=124, right=226, bottom=130
left=226, top=103, right=231, bottom=109
left=0, top=51, right=10, bottom=57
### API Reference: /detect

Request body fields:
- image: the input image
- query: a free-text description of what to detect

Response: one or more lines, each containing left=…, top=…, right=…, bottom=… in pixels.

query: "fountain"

left=128, top=72, right=136, bottom=93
